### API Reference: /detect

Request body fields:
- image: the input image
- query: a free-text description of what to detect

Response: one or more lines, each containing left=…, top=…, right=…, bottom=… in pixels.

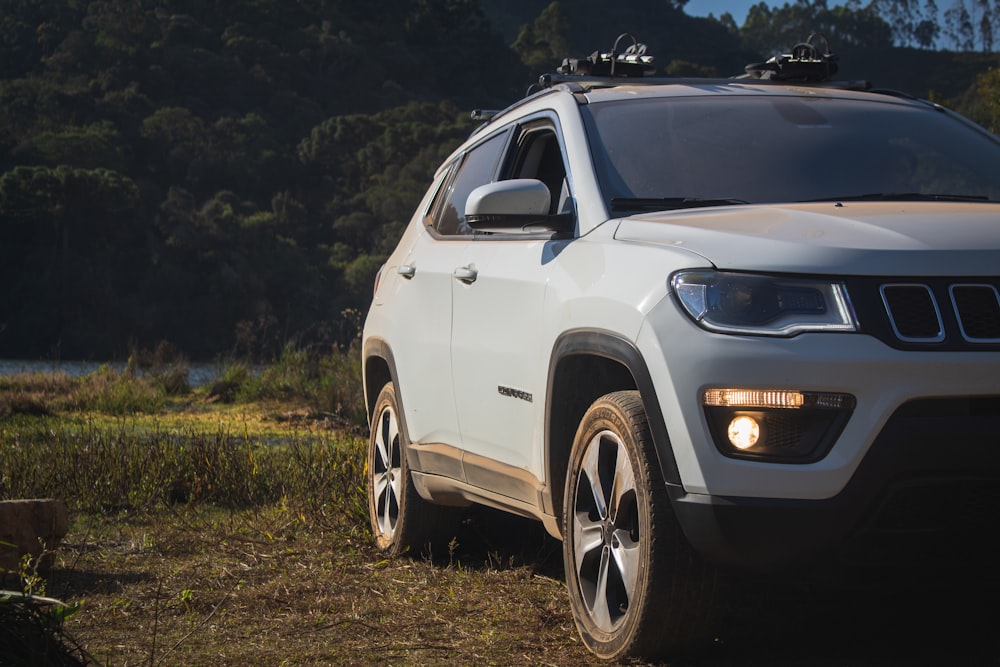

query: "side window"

left=508, top=127, right=571, bottom=216
left=433, top=131, right=509, bottom=236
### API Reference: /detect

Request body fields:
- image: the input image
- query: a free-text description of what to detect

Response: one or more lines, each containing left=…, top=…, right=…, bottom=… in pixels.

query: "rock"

left=0, top=499, right=69, bottom=577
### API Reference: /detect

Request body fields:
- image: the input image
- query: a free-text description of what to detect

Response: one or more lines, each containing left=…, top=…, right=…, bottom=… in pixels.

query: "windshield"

left=582, top=94, right=1000, bottom=211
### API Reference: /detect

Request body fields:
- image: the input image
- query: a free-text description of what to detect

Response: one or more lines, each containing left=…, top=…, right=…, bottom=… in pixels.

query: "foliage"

left=739, top=0, right=894, bottom=56
left=0, top=403, right=366, bottom=517
left=1, top=0, right=999, bottom=361
left=512, top=1, right=570, bottom=75
left=202, top=340, right=363, bottom=425
left=0, top=343, right=367, bottom=424
left=962, top=66, right=1000, bottom=132
left=0, top=591, right=89, bottom=667
left=0, top=0, right=516, bottom=361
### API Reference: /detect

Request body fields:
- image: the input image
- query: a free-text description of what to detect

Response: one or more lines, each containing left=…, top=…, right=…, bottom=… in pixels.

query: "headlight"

left=671, top=271, right=856, bottom=336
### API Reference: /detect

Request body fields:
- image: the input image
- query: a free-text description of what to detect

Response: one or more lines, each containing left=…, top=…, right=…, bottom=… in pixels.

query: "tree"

left=512, top=1, right=570, bottom=74
left=740, top=0, right=892, bottom=56
left=964, top=66, right=1000, bottom=131
left=944, top=0, right=976, bottom=50
left=913, top=0, right=942, bottom=48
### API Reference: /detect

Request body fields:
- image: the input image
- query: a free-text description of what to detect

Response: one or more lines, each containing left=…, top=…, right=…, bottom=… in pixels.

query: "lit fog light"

left=703, top=388, right=856, bottom=463
left=727, top=416, right=760, bottom=450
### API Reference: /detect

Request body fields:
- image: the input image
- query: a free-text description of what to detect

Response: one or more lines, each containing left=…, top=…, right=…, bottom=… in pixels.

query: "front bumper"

left=638, top=301, right=1000, bottom=572
left=671, top=395, right=1000, bottom=571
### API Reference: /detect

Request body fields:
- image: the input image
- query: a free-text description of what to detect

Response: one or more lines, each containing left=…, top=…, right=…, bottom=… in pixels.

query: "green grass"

left=2, top=350, right=603, bottom=667
left=1, top=343, right=366, bottom=425
left=0, top=349, right=373, bottom=665
left=205, top=343, right=365, bottom=426
left=1, top=344, right=368, bottom=518
left=0, top=415, right=366, bottom=518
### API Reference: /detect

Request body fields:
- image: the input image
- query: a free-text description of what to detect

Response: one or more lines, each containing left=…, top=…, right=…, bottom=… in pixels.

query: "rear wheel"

left=563, top=390, right=721, bottom=660
left=367, top=381, right=459, bottom=557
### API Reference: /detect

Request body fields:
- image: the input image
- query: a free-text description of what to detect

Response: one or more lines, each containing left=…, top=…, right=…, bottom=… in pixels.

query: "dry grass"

left=0, top=369, right=607, bottom=666
left=4, top=369, right=998, bottom=666
left=41, top=507, right=1000, bottom=667
left=44, top=506, right=605, bottom=667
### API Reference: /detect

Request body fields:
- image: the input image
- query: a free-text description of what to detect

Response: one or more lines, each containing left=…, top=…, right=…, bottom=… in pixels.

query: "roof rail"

left=537, top=73, right=872, bottom=93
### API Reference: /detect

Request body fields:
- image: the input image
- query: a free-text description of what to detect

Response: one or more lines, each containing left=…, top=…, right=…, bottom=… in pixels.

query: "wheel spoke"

left=377, top=473, right=397, bottom=535
left=572, top=508, right=605, bottom=576
left=607, top=442, right=639, bottom=608
left=379, top=411, right=398, bottom=466
left=581, top=433, right=611, bottom=520
left=590, top=547, right=615, bottom=630
left=608, top=442, right=635, bottom=520
left=609, top=527, right=641, bottom=603
left=372, top=406, right=401, bottom=538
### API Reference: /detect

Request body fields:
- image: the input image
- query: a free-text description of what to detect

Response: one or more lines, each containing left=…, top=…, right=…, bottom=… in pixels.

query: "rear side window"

left=433, top=130, right=509, bottom=236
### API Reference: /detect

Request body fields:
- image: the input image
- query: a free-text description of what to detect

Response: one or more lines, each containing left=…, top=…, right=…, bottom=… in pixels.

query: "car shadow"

left=695, top=577, right=998, bottom=666
left=450, top=508, right=998, bottom=666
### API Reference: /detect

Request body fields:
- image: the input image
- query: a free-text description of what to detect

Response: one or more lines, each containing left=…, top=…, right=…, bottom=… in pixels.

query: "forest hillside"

left=2, top=0, right=998, bottom=360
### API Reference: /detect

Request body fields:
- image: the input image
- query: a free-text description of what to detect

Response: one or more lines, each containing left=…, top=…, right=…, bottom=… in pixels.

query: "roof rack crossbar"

left=538, top=73, right=872, bottom=92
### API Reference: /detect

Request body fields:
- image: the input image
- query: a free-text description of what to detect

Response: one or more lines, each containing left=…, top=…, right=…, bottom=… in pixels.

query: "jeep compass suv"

left=360, top=36, right=1000, bottom=660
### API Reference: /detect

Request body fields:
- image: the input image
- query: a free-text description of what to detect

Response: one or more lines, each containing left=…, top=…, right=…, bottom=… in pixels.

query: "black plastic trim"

left=361, top=338, right=417, bottom=469
left=546, top=329, right=682, bottom=486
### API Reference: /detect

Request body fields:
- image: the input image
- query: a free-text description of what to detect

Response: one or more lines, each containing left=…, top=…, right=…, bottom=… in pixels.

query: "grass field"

left=0, top=356, right=606, bottom=666
left=2, top=356, right=996, bottom=666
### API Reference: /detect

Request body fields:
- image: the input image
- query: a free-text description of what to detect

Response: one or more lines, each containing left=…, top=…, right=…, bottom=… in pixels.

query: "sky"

left=684, top=0, right=767, bottom=20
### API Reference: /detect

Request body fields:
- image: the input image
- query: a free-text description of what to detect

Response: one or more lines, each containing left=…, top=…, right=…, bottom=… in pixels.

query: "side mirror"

left=465, top=179, right=573, bottom=234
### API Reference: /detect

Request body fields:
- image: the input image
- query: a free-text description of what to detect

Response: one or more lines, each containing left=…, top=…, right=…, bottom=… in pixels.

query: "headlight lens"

left=671, top=271, right=856, bottom=336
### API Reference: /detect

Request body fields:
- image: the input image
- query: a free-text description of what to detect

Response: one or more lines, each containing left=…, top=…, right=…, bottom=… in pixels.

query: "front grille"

left=950, top=284, right=1000, bottom=341
left=848, top=277, right=1000, bottom=350
left=880, top=284, right=943, bottom=341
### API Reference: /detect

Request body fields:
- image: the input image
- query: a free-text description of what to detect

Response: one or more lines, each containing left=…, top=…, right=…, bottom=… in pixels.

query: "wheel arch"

left=545, top=329, right=682, bottom=531
left=362, top=337, right=400, bottom=434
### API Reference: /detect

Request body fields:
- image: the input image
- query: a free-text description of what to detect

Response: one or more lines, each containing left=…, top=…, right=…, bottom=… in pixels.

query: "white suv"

left=361, top=38, right=1000, bottom=660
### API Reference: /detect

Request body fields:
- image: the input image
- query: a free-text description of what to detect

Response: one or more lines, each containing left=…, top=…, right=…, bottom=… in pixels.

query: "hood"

left=613, top=202, right=1000, bottom=276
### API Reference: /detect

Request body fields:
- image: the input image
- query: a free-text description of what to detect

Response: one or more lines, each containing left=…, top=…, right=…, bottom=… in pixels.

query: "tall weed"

left=0, top=418, right=365, bottom=526
left=63, top=366, right=164, bottom=414
left=208, top=343, right=365, bottom=427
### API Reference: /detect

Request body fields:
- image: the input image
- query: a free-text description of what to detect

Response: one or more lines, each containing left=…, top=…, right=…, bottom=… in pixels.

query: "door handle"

left=397, top=264, right=416, bottom=279
left=453, top=265, right=478, bottom=284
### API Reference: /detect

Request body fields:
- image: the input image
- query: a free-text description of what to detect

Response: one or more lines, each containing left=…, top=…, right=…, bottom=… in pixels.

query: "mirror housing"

left=465, top=179, right=573, bottom=234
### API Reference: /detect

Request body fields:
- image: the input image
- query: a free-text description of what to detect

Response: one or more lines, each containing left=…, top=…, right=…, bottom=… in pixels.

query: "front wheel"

left=367, top=381, right=459, bottom=558
left=563, top=390, right=721, bottom=660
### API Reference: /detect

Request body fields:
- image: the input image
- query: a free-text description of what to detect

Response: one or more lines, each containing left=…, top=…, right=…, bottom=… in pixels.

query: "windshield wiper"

left=804, top=192, right=993, bottom=203
left=611, top=197, right=750, bottom=212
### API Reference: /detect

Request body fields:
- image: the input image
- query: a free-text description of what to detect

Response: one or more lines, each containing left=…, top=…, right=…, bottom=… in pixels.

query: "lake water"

left=0, top=359, right=221, bottom=387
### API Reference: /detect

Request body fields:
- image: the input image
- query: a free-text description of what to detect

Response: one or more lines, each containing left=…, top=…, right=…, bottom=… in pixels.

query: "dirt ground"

left=36, top=506, right=999, bottom=667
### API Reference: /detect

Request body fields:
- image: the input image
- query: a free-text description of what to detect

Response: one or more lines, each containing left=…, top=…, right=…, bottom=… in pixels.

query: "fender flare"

left=546, top=329, right=682, bottom=487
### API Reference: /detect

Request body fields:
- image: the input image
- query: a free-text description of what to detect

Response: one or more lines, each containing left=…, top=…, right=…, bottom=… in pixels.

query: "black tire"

left=367, top=381, right=459, bottom=558
left=563, top=390, right=721, bottom=660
